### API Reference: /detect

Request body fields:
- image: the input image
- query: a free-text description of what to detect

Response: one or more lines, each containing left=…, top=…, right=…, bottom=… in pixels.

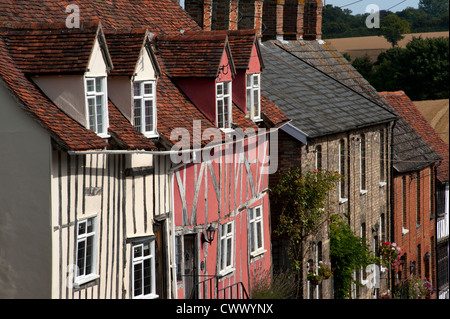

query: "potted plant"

left=379, top=241, right=402, bottom=269
left=307, top=272, right=321, bottom=285
left=318, top=261, right=333, bottom=279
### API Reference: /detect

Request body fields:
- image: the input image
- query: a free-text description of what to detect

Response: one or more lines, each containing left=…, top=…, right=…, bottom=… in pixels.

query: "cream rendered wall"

left=0, top=82, right=52, bottom=298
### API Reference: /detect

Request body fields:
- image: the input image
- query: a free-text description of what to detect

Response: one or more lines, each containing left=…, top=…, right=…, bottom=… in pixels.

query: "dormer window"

left=86, top=76, right=108, bottom=137
left=246, top=73, right=261, bottom=121
left=134, top=80, right=157, bottom=137
left=217, top=81, right=232, bottom=130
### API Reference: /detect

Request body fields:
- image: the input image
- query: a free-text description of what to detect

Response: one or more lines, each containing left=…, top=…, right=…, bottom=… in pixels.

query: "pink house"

left=157, top=30, right=286, bottom=298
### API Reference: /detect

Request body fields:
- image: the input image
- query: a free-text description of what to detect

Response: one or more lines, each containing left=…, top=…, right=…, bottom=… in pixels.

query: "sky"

left=326, top=0, right=420, bottom=15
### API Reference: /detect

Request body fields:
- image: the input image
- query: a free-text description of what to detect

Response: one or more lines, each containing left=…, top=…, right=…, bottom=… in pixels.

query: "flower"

left=380, top=241, right=402, bottom=269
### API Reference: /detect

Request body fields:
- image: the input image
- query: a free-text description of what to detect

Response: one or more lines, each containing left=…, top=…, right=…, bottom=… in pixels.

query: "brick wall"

left=393, top=167, right=437, bottom=294
left=270, top=123, right=393, bottom=298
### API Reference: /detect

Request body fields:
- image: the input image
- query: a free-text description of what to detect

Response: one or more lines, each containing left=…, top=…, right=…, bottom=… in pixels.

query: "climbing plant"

left=271, top=168, right=341, bottom=298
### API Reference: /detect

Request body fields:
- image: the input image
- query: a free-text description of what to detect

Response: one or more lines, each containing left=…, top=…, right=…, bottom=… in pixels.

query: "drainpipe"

left=434, top=160, right=442, bottom=296
left=389, top=119, right=397, bottom=294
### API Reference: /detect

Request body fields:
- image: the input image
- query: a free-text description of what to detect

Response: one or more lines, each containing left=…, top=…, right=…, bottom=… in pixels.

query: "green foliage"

left=353, top=37, right=449, bottom=101
left=323, top=3, right=448, bottom=39
left=271, top=168, right=341, bottom=245
left=329, top=215, right=376, bottom=299
left=379, top=14, right=411, bottom=47
left=251, top=269, right=297, bottom=299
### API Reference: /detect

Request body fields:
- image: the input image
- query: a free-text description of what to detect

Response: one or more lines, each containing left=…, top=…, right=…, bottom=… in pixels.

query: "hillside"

left=326, top=31, right=449, bottom=61
left=414, top=99, right=449, bottom=145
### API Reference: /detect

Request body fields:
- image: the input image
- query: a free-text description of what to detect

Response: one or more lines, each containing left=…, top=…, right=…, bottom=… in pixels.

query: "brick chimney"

left=303, top=0, right=323, bottom=40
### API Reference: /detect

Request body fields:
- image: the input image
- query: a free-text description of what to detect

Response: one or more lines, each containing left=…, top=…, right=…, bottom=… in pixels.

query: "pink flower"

left=314, top=169, right=318, bottom=173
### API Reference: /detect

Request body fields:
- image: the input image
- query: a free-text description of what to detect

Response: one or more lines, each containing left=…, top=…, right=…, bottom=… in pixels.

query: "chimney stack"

left=303, top=0, right=323, bottom=40
left=182, top=0, right=323, bottom=41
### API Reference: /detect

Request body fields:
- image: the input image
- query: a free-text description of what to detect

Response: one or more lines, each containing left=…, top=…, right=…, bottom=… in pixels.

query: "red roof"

left=0, top=0, right=200, bottom=33
left=1, top=22, right=111, bottom=75
left=0, top=36, right=107, bottom=151
left=381, top=91, right=449, bottom=183
left=157, top=32, right=235, bottom=78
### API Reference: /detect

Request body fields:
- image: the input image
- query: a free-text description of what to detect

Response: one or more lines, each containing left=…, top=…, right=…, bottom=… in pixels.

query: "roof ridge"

left=0, top=19, right=100, bottom=32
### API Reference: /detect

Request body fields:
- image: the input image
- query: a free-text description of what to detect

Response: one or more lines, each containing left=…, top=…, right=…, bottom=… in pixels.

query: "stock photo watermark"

left=66, top=4, right=80, bottom=28
left=365, top=4, right=380, bottom=29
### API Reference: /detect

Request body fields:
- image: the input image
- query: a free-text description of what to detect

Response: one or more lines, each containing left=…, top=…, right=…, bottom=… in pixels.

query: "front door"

left=183, top=234, right=198, bottom=298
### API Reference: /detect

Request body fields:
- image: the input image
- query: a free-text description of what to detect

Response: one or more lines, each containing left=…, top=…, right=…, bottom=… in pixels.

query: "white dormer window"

left=246, top=73, right=261, bottom=121
left=134, top=81, right=157, bottom=137
left=86, top=77, right=108, bottom=137
left=217, top=81, right=232, bottom=130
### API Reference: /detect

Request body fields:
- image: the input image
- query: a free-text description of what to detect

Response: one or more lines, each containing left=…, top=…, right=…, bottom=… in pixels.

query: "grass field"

left=326, top=31, right=449, bottom=61
left=414, top=99, right=449, bottom=146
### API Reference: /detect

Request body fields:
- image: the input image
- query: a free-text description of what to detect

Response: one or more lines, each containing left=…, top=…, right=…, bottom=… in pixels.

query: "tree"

left=271, top=168, right=341, bottom=298
left=419, top=0, right=449, bottom=16
left=379, top=14, right=411, bottom=47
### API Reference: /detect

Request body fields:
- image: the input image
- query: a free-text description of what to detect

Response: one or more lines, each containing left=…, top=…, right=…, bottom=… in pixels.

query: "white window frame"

left=133, top=80, right=158, bottom=138
left=360, top=135, right=368, bottom=194
left=249, top=206, right=265, bottom=256
left=339, top=140, right=348, bottom=203
left=219, top=221, right=234, bottom=275
left=132, top=240, right=158, bottom=299
left=246, top=73, right=261, bottom=121
left=85, top=77, right=109, bottom=137
left=216, top=81, right=232, bottom=130
left=75, top=216, right=99, bottom=286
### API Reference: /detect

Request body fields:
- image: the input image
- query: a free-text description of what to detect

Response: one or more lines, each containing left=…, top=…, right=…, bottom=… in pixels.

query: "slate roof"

left=259, top=40, right=397, bottom=138
left=381, top=91, right=448, bottom=182
left=273, top=39, right=441, bottom=173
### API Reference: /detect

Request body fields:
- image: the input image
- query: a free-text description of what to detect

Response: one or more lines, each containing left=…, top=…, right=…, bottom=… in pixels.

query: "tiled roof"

left=105, top=30, right=160, bottom=77
left=0, top=36, right=107, bottom=151
left=0, top=0, right=200, bottom=33
left=259, top=41, right=397, bottom=138
left=276, top=39, right=441, bottom=173
left=381, top=91, right=448, bottom=182
left=1, top=22, right=104, bottom=74
left=157, top=32, right=234, bottom=78
left=108, top=100, right=157, bottom=151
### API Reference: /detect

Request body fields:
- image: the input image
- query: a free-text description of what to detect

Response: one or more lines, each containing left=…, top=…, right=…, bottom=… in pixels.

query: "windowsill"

left=218, top=268, right=235, bottom=279
left=133, top=293, right=159, bottom=299
left=252, top=117, right=263, bottom=123
left=402, top=227, right=409, bottom=235
left=220, top=128, right=235, bottom=134
left=74, top=273, right=100, bottom=287
left=360, top=190, right=368, bottom=195
left=339, top=198, right=348, bottom=204
left=97, top=133, right=111, bottom=139
left=379, top=182, right=387, bottom=188
left=250, top=249, right=267, bottom=259
left=143, top=132, right=159, bottom=139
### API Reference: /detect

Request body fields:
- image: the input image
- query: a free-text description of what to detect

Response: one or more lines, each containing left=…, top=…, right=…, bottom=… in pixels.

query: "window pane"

left=134, top=263, right=143, bottom=296
left=78, top=220, right=86, bottom=236
left=224, top=82, right=229, bottom=95
left=77, top=240, right=86, bottom=276
left=250, top=223, right=254, bottom=252
left=134, top=99, right=142, bottom=131
left=217, top=83, right=223, bottom=95
left=143, top=259, right=152, bottom=295
left=253, top=75, right=259, bottom=86
left=256, top=207, right=261, bottom=218
left=95, top=78, right=103, bottom=93
left=88, top=98, right=96, bottom=131
left=86, top=79, right=95, bottom=92
left=256, top=221, right=262, bottom=249
left=144, top=83, right=153, bottom=95
left=145, top=100, right=153, bottom=132
left=227, top=223, right=232, bottom=234
left=226, top=238, right=232, bottom=266
left=253, top=90, right=260, bottom=117
left=143, top=243, right=151, bottom=257
left=134, top=245, right=142, bottom=259
left=134, top=82, right=141, bottom=97
left=246, top=74, right=252, bottom=88
left=217, top=100, right=224, bottom=128
left=85, top=236, right=93, bottom=275
left=87, top=218, right=93, bottom=233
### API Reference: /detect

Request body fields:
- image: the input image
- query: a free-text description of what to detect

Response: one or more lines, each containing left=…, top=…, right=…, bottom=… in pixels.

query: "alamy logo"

left=66, top=4, right=80, bottom=29
left=361, top=264, right=381, bottom=289
left=365, top=4, right=380, bottom=29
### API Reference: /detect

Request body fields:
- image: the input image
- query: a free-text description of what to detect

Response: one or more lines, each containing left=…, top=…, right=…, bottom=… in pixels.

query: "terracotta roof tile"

left=0, top=0, right=200, bottom=33
left=0, top=36, right=107, bottom=151
left=157, top=32, right=231, bottom=78
left=381, top=91, right=449, bottom=182
left=1, top=23, right=103, bottom=74
left=108, top=100, right=157, bottom=151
